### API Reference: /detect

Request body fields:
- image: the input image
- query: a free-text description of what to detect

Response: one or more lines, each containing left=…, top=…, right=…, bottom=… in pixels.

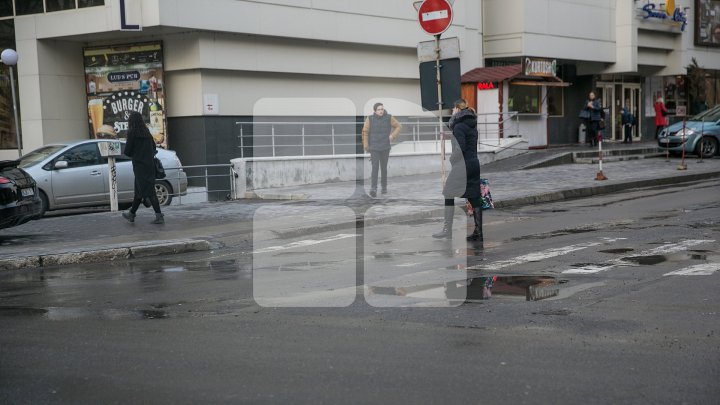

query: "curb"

left=273, top=171, right=720, bottom=239
left=0, top=239, right=211, bottom=272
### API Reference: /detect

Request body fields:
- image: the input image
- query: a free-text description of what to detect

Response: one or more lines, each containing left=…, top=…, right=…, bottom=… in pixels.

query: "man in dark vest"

left=362, top=102, right=402, bottom=197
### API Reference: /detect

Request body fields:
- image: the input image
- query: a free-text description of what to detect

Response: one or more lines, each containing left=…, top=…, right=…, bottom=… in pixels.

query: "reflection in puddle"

left=368, top=275, right=561, bottom=303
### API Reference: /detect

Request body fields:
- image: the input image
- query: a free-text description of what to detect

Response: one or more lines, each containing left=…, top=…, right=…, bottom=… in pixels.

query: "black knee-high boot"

left=433, top=205, right=455, bottom=239
left=467, top=209, right=483, bottom=243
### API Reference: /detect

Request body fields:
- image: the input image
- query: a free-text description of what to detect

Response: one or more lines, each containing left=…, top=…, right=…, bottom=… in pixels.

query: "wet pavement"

left=1, top=143, right=719, bottom=271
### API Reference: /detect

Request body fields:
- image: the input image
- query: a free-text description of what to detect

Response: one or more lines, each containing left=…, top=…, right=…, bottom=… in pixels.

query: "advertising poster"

left=696, top=0, right=720, bottom=46
left=83, top=42, right=167, bottom=148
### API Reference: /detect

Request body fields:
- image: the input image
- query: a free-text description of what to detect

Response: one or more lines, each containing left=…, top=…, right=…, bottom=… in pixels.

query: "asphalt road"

left=1, top=180, right=719, bottom=404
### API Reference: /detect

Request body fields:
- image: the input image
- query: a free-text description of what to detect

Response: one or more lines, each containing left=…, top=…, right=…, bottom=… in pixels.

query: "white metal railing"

left=235, top=113, right=522, bottom=158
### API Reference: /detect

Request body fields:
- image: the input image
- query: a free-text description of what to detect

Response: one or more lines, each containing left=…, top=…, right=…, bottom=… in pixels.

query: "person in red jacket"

left=654, top=97, right=668, bottom=139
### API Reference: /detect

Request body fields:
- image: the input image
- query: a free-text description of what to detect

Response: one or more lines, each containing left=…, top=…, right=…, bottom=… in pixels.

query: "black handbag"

left=154, top=157, right=166, bottom=179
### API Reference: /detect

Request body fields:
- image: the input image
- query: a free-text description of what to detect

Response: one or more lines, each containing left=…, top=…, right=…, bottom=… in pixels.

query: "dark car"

left=0, top=159, right=42, bottom=229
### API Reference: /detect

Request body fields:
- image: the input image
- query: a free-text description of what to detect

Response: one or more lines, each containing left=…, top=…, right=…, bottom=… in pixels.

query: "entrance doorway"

left=596, top=82, right=642, bottom=142
left=623, top=85, right=642, bottom=141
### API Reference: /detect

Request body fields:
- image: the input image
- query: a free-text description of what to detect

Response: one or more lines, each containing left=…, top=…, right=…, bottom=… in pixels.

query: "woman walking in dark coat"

left=433, top=99, right=483, bottom=245
left=122, top=112, right=164, bottom=224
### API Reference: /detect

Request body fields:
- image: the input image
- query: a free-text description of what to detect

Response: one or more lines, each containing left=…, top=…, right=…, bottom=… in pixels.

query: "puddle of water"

left=368, top=275, right=560, bottom=302
left=599, top=248, right=635, bottom=254
left=622, top=255, right=667, bottom=265
left=0, top=306, right=169, bottom=320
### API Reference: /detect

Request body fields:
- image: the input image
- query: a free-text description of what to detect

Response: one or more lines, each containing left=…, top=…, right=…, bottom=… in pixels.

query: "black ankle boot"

left=433, top=206, right=455, bottom=239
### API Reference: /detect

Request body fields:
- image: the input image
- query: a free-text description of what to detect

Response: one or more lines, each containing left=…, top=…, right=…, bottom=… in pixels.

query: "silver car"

left=19, top=139, right=187, bottom=216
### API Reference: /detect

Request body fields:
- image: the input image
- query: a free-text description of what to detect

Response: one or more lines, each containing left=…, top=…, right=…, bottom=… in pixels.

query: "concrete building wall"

left=0, top=0, right=482, bottom=160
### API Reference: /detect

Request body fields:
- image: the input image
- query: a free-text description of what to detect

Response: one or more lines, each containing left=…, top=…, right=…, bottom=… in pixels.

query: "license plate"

left=21, top=188, right=34, bottom=197
left=660, top=138, right=670, bottom=143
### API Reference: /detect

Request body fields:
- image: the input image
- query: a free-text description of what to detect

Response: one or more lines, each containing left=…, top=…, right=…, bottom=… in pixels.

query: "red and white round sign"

left=417, top=0, right=453, bottom=36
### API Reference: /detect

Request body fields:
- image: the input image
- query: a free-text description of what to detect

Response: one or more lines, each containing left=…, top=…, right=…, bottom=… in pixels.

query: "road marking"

left=664, top=263, right=720, bottom=276
left=563, top=239, right=716, bottom=274
left=470, top=237, right=627, bottom=271
left=253, top=234, right=357, bottom=254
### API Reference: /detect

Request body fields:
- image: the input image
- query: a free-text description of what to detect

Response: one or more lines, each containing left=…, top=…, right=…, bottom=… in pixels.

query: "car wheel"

left=38, top=190, right=49, bottom=218
left=155, top=181, right=173, bottom=206
left=696, top=136, right=718, bottom=159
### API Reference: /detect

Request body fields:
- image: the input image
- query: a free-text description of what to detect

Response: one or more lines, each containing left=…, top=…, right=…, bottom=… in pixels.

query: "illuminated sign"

left=477, top=82, right=495, bottom=90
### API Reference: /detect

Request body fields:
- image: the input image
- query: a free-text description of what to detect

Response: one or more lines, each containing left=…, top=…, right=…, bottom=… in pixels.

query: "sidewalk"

left=2, top=147, right=719, bottom=271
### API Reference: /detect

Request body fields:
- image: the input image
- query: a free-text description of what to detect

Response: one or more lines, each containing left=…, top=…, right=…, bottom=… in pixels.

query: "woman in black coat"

left=122, top=112, right=164, bottom=224
left=433, top=99, right=483, bottom=244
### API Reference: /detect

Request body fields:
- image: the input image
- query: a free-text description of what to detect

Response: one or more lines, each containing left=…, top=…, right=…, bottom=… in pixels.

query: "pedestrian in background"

left=621, top=104, right=634, bottom=144
left=654, top=97, right=668, bottom=138
left=579, top=91, right=602, bottom=147
left=433, top=99, right=483, bottom=245
left=362, top=102, right=402, bottom=197
left=122, top=112, right=164, bottom=224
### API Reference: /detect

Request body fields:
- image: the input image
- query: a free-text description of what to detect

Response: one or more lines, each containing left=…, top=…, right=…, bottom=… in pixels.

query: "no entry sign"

left=418, top=0, right=453, bottom=36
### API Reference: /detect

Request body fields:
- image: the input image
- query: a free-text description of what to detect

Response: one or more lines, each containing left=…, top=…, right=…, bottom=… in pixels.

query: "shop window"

left=46, top=0, right=76, bottom=12
left=79, top=0, right=104, bottom=8
left=509, top=85, right=540, bottom=114
left=15, top=0, right=44, bottom=15
left=0, top=0, right=12, bottom=17
left=547, top=86, right=564, bottom=117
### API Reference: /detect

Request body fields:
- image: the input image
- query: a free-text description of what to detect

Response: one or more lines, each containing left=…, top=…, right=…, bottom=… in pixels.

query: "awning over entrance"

left=461, top=64, right=570, bottom=87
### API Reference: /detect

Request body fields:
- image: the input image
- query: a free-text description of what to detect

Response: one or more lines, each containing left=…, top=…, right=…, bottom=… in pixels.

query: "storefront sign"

left=639, top=2, right=688, bottom=31
left=477, top=82, right=495, bottom=90
left=83, top=42, right=167, bottom=148
left=120, top=0, right=142, bottom=31
left=524, top=58, right=557, bottom=77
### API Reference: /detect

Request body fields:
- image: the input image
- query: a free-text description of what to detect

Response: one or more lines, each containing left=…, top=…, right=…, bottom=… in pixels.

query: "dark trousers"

left=623, top=125, right=633, bottom=143
left=585, top=119, right=599, bottom=146
left=130, top=194, right=161, bottom=214
left=370, top=149, right=390, bottom=192
left=655, top=125, right=666, bottom=139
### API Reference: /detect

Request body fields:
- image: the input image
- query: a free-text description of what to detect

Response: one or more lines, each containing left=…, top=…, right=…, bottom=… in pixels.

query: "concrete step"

left=573, top=147, right=660, bottom=159
left=574, top=153, right=665, bottom=164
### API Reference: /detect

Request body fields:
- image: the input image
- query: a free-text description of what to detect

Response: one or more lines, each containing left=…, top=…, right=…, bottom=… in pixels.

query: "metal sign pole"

left=436, top=34, right=446, bottom=185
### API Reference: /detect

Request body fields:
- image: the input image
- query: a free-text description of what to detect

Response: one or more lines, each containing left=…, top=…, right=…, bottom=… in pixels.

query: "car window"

left=19, top=145, right=66, bottom=168
left=56, top=143, right=101, bottom=168
left=692, top=106, right=720, bottom=121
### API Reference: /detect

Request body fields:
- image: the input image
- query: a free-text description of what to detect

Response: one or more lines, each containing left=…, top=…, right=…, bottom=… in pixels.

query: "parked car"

left=0, top=159, right=43, bottom=229
left=19, top=139, right=188, bottom=216
left=658, top=105, right=720, bottom=158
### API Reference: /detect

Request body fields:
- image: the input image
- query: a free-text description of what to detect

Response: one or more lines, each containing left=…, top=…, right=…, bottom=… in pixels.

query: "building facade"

left=0, top=0, right=719, bottom=163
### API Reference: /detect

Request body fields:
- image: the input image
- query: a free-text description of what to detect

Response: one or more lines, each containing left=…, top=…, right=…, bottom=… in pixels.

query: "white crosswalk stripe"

left=253, top=234, right=357, bottom=254
left=563, top=240, right=716, bottom=274
left=664, top=263, right=720, bottom=276
left=470, top=237, right=627, bottom=271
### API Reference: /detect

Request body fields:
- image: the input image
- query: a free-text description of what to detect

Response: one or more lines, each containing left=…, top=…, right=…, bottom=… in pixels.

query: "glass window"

left=46, top=0, right=76, bottom=12
left=55, top=143, right=101, bottom=168
left=547, top=86, right=564, bottom=117
left=509, top=85, right=541, bottom=114
left=15, top=0, right=44, bottom=15
left=0, top=0, right=13, bottom=17
left=78, top=0, right=104, bottom=8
